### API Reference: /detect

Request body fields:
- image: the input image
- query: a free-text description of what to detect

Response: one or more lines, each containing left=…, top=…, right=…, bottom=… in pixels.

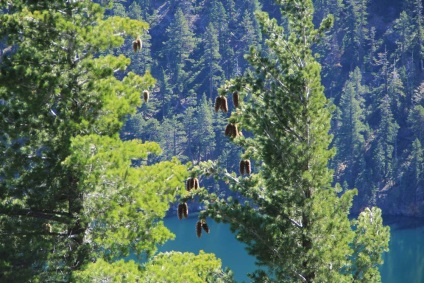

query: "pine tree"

left=343, top=0, right=369, bottom=70
left=163, top=8, right=196, bottom=69
left=391, top=11, right=416, bottom=64
left=314, top=0, right=345, bottom=97
left=410, top=139, right=424, bottom=187
left=193, top=1, right=389, bottom=282
left=237, top=9, right=261, bottom=69
left=0, top=1, right=229, bottom=281
left=408, top=105, right=424, bottom=143
left=193, top=95, right=216, bottom=163
left=397, top=138, right=424, bottom=216
left=404, top=0, right=424, bottom=72
left=161, top=7, right=196, bottom=112
left=373, top=95, right=400, bottom=182
left=203, top=24, right=224, bottom=100
left=125, top=1, right=153, bottom=76
left=210, top=1, right=236, bottom=79
left=159, top=115, right=188, bottom=162
left=369, top=51, right=400, bottom=183
left=334, top=67, right=368, bottom=187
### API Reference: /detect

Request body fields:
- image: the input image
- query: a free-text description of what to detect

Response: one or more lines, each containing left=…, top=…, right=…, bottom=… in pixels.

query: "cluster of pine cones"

left=186, top=177, right=199, bottom=191
left=196, top=219, right=210, bottom=238
left=217, top=91, right=252, bottom=176
left=177, top=91, right=253, bottom=236
left=239, top=159, right=251, bottom=175
left=177, top=203, right=188, bottom=220
left=214, top=91, right=239, bottom=113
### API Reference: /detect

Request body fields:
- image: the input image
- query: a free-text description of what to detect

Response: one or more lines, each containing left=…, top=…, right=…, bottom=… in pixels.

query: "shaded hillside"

left=107, top=0, right=424, bottom=216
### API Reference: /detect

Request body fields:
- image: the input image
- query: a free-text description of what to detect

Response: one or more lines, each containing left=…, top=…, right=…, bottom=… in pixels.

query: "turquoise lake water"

left=380, top=216, right=424, bottom=283
left=160, top=215, right=424, bottom=283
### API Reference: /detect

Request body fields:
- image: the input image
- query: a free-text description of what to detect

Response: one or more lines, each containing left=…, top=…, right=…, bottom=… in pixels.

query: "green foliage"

left=191, top=0, right=389, bottom=282
left=103, top=0, right=424, bottom=218
left=162, top=8, right=196, bottom=77
left=0, top=1, right=228, bottom=281
left=0, top=0, right=151, bottom=280
left=72, top=251, right=233, bottom=283
left=408, top=105, right=424, bottom=141
left=350, top=207, right=390, bottom=282
left=159, top=115, right=188, bottom=161
left=72, top=259, right=143, bottom=282
left=141, top=251, right=234, bottom=283
left=333, top=67, right=368, bottom=187
left=409, top=139, right=424, bottom=187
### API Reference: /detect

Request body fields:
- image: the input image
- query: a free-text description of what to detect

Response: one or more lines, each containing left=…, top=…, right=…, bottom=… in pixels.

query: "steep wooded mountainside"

left=103, top=0, right=423, bottom=216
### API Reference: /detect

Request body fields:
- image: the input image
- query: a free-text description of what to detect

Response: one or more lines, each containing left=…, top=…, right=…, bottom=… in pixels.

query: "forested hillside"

left=106, top=0, right=424, bottom=217
left=0, top=0, right=395, bottom=281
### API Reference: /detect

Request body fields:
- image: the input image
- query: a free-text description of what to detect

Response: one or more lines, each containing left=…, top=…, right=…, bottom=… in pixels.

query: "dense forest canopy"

left=115, top=0, right=424, bottom=217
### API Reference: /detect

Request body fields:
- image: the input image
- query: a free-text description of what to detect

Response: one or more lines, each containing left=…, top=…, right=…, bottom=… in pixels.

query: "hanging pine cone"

left=196, top=221, right=202, bottom=238
left=132, top=40, right=138, bottom=52
left=193, top=178, right=199, bottom=190
left=220, top=96, right=228, bottom=113
left=233, top=124, right=239, bottom=138
left=136, top=38, right=142, bottom=51
left=233, top=91, right=239, bottom=108
left=239, top=160, right=245, bottom=175
left=186, top=177, right=198, bottom=191
left=177, top=203, right=184, bottom=220
left=186, top=177, right=192, bottom=191
left=201, top=221, right=210, bottom=234
left=225, top=123, right=239, bottom=138
left=143, top=90, right=149, bottom=102
left=182, top=203, right=188, bottom=218
left=214, top=96, right=222, bottom=112
left=186, top=178, right=190, bottom=191
left=245, top=159, right=251, bottom=175
left=225, top=123, right=233, bottom=137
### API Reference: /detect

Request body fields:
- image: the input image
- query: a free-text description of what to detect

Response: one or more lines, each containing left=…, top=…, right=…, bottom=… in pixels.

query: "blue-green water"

left=160, top=215, right=424, bottom=282
left=380, top=216, right=424, bottom=283
left=160, top=215, right=256, bottom=282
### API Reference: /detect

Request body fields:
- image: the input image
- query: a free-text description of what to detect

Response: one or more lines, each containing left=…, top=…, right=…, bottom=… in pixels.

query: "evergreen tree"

left=0, top=1, right=229, bottom=281
left=390, top=11, right=416, bottom=64
left=159, top=115, right=188, bottom=162
left=210, top=1, right=236, bottom=79
left=237, top=9, right=261, bottom=68
left=334, top=67, right=368, bottom=187
left=163, top=8, right=196, bottom=70
left=410, top=139, right=424, bottom=187
left=203, top=24, right=224, bottom=100
left=404, top=0, right=424, bottom=72
left=343, top=0, right=369, bottom=70
left=193, top=95, right=216, bottom=163
left=125, top=1, right=153, bottom=76
left=408, top=105, right=424, bottom=142
left=161, top=8, right=196, bottom=112
left=372, top=95, right=400, bottom=182
left=369, top=51, right=400, bottom=183
left=314, top=0, right=345, bottom=97
left=193, top=1, right=389, bottom=282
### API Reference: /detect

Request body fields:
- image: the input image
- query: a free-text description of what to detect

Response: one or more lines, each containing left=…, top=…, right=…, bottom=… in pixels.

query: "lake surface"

left=160, top=215, right=424, bottom=283
left=381, top=216, right=424, bottom=283
left=160, top=215, right=256, bottom=282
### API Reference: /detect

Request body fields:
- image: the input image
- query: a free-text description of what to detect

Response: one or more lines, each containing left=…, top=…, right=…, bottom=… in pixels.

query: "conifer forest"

left=0, top=0, right=422, bottom=282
